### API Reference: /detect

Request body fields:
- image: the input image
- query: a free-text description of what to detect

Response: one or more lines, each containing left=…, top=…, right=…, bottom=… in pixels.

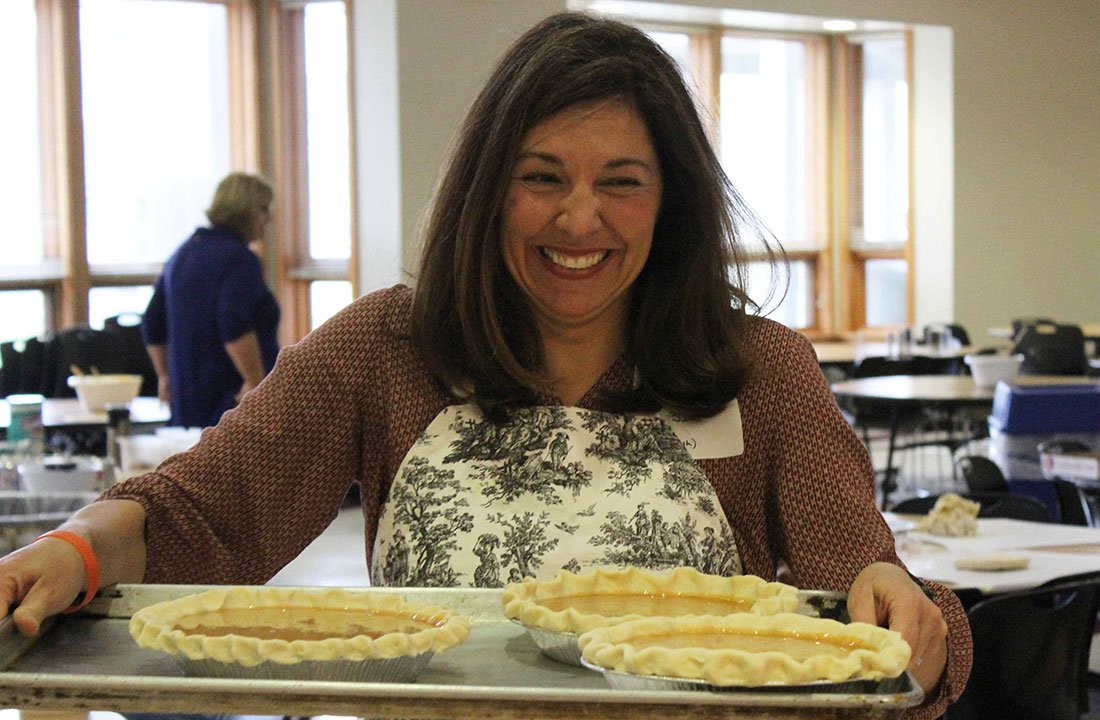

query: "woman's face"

left=501, top=100, right=662, bottom=339
left=248, top=201, right=273, bottom=243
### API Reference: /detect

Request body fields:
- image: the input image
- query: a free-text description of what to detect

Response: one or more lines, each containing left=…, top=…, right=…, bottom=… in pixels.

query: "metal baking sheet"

left=0, top=584, right=923, bottom=719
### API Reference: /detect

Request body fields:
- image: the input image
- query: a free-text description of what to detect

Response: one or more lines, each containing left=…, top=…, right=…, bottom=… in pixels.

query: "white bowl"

left=964, top=354, right=1023, bottom=388
left=17, top=456, right=105, bottom=493
left=67, top=374, right=142, bottom=412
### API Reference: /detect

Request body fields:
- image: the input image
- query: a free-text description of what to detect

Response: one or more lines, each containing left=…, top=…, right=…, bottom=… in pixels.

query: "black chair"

left=944, top=572, right=1100, bottom=720
left=1011, top=316, right=1057, bottom=340
left=890, top=491, right=1052, bottom=522
left=1011, top=322, right=1089, bottom=376
left=1052, top=478, right=1094, bottom=527
left=956, top=455, right=1010, bottom=493
left=103, top=312, right=158, bottom=397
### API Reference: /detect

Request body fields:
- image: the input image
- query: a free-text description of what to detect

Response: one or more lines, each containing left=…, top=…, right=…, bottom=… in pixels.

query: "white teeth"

left=542, top=247, right=608, bottom=269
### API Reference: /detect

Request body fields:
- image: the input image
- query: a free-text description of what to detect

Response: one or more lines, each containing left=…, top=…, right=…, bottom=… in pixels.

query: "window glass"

left=745, top=260, right=813, bottom=329
left=88, top=286, right=154, bottom=330
left=304, top=2, right=352, bottom=261
left=647, top=31, right=695, bottom=89
left=719, top=36, right=810, bottom=247
left=0, top=0, right=44, bottom=267
left=865, top=259, right=908, bottom=326
left=80, top=0, right=230, bottom=266
left=860, top=38, right=908, bottom=244
left=310, top=281, right=353, bottom=330
left=0, top=291, right=47, bottom=344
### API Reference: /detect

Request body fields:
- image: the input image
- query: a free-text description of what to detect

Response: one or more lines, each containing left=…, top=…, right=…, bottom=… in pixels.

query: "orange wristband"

left=34, top=530, right=100, bottom=613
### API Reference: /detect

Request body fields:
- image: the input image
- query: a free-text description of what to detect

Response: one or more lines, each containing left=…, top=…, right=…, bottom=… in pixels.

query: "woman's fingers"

left=0, top=539, right=87, bottom=636
left=848, top=562, right=949, bottom=693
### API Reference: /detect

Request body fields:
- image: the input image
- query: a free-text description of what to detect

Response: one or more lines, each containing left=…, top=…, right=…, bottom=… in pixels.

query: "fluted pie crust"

left=579, top=612, right=912, bottom=686
left=129, top=587, right=470, bottom=667
left=502, top=566, right=801, bottom=635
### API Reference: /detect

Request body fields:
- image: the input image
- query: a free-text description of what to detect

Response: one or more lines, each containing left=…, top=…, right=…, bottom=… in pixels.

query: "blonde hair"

left=205, top=172, right=274, bottom=240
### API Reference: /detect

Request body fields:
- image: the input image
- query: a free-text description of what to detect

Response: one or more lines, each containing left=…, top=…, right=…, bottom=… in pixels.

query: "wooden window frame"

left=835, top=31, right=914, bottom=334
left=8, top=0, right=354, bottom=345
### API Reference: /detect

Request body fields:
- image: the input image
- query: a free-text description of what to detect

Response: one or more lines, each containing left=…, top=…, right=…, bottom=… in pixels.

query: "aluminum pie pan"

left=580, top=656, right=911, bottom=696
left=178, top=650, right=434, bottom=682
left=511, top=589, right=853, bottom=669
left=511, top=619, right=583, bottom=666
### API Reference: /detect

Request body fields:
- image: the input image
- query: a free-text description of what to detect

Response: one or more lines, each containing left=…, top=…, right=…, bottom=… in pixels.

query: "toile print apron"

left=371, top=402, right=745, bottom=588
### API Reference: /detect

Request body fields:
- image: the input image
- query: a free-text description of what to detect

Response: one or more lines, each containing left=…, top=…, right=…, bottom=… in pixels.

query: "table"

left=831, top=376, right=996, bottom=506
left=1, top=397, right=170, bottom=430
left=812, top=341, right=972, bottom=368
left=890, top=515, right=1100, bottom=593
left=1, top=397, right=170, bottom=454
left=988, top=322, right=1100, bottom=340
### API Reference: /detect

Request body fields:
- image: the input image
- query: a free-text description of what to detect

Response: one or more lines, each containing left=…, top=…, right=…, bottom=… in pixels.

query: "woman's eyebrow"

left=516, top=151, right=656, bottom=174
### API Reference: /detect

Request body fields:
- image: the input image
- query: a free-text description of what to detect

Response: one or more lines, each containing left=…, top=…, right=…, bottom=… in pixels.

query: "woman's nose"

left=555, top=186, right=602, bottom=235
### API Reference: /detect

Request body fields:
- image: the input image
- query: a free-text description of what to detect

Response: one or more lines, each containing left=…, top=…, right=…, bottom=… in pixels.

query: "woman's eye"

left=602, top=177, right=643, bottom=191
left=517, top=172, right=561, bottom=185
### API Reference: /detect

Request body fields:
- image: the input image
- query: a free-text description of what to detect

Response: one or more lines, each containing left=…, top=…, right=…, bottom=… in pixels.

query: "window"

left=304, top=2, right=353, bottom=263
left=80, top=0, right=230, bottom=267
left=632, top=16, right=913, bottom=337
left=718, top=34, right=826, bottom=327
left=845, top=35, right=910, bottom=329
left=0, top=0, right=354, bottom=351
left=275, top=0, right=355, bottom=340
left=0, top=0, right=43, bottom=269
left=0, top=292, right=47, bottom=345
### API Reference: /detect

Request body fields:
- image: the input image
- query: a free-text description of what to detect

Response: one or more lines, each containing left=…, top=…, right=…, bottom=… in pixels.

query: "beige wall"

left=352, top=0, right=1100, bottom=345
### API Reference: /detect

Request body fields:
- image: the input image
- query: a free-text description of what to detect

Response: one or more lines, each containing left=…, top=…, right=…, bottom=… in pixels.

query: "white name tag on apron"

left=659, top=399, right=744, bottom=459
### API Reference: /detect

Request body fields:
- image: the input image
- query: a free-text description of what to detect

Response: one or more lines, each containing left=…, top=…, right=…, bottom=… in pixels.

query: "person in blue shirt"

left=142, top=172, right=280, bottom=428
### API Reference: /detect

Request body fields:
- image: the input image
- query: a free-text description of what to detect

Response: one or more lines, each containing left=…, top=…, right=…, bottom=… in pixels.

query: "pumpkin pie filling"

left=535, top=592, right=757, bottom=617
left=170, top=608, right=439, bottom=642
left=503, top=567, right=801, bottom=635
left=579, top=612, right=912, bottom=686
left=625, top=629, right=872, bottom=659
left=130, top=587, right=470, bottom=668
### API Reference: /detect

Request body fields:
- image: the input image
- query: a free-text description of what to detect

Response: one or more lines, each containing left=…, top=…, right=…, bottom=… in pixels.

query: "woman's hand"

left=0, top=537, right=88, bottom=636
left=846, top=561, right=948, bottom=694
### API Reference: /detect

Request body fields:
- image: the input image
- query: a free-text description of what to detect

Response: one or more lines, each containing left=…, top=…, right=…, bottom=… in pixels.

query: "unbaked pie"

left=130, top=586, right=470, bottom=680
left=579, top=612, right=912, bottom=686
left=503, top=566, right=800, bottom=634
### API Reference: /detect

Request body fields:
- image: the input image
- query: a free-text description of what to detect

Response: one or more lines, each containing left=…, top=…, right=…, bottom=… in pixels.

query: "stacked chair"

left=944, top=572, right=1100, bottom=720
left=1011, top=322, right=1089, bottom=376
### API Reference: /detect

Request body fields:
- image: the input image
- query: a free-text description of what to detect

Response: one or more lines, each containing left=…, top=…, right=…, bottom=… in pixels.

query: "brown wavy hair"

left=410, top=11, right=781, bottom=419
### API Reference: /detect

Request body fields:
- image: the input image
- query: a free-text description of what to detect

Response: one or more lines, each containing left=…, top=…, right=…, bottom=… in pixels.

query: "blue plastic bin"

left=989, top=382, right=1100, bottom=435
left=987, top=382, right=1100, bottom=522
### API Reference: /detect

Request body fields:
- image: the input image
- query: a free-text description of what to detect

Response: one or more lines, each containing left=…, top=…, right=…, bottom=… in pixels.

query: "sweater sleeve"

left=100, top=289, right=399, bottom=584
left=760, top=326, right=971, bottom=719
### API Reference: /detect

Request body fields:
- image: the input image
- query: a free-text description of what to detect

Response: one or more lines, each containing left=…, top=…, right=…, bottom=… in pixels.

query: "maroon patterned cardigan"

left=103, top=285, right=970, bottom=717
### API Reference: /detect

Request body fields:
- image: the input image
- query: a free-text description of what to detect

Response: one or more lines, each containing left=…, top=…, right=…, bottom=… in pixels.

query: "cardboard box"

left=1040, top=450, right=1100, bottom=484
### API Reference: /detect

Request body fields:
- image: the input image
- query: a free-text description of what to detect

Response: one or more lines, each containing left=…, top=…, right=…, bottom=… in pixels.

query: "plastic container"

left=964, top=354, right=1023, bottom=389
left=17, top=455, right=105, bottom=493
left=66, top=374, right=142, bottom=412
left=5, top=394, right=44, bottom=444
left=117, top=427, right=202, bottom=474
left=988, top=382, right=1100, bottom=435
